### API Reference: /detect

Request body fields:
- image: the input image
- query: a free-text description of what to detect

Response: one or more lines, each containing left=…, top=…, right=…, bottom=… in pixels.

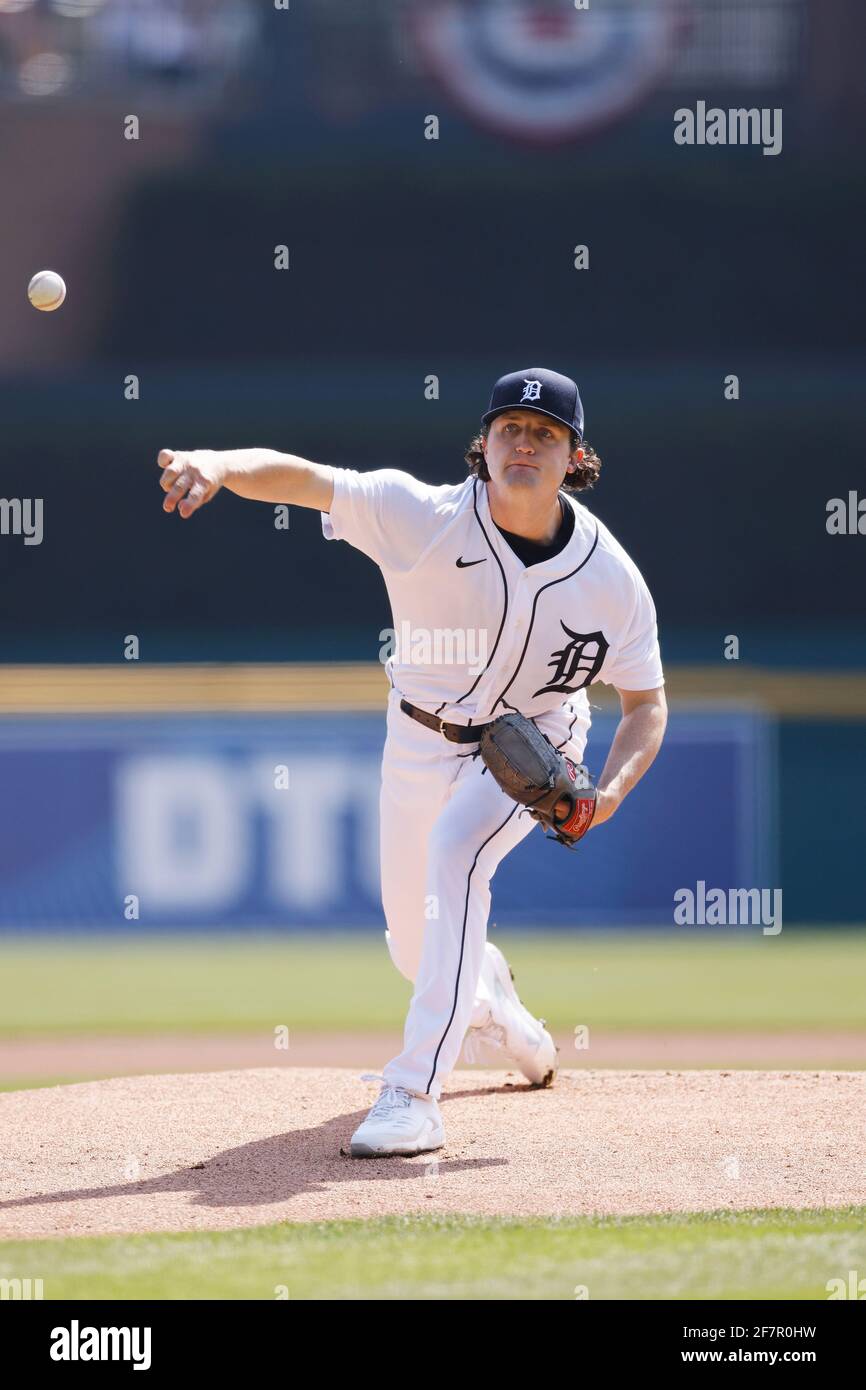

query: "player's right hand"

left=158, top=448, right=227, bottom=519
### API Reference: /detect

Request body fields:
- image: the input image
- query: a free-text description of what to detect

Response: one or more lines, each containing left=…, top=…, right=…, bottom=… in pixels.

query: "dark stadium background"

left=0, top=0, right=863, bottom=921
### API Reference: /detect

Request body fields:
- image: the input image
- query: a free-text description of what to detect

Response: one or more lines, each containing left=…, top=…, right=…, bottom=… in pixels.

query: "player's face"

left=483, top=410, right=574, bottom=497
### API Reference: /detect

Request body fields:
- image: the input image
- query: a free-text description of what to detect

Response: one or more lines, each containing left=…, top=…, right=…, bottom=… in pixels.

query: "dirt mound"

left=4, top=1029, right=866, bottom=1083
left=1, top=1068, right=863, bottom=1239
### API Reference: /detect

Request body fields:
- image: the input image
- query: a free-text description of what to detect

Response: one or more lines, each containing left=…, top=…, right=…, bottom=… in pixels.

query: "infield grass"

left=2, top=1207, right=864, bottom=1301
left=0, top=930, right=863, bottom=1036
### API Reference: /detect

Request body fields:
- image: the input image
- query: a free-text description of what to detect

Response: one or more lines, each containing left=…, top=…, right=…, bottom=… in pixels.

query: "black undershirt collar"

left=493, top=494, right=575, bottom=568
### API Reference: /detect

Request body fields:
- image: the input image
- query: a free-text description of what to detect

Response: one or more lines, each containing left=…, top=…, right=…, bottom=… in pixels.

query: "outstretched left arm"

left=591, top=686, right=668, bottom=828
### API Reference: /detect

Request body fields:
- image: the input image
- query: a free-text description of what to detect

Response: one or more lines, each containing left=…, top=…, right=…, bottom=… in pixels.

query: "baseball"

left=27, top=270, right=66, bottom=312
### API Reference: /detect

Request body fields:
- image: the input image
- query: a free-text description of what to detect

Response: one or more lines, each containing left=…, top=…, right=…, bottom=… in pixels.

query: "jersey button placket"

left=510, top=582, right=531, bottom=649
left=509, top=573, right=540, bottom=709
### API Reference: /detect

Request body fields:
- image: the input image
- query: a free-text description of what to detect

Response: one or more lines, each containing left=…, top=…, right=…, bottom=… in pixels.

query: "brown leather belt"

left=399, top=698, right=487, bottom=744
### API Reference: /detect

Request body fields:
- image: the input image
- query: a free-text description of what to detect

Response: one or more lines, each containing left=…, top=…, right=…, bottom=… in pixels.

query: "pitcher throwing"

left=157, top=367, right=667, bottom=1157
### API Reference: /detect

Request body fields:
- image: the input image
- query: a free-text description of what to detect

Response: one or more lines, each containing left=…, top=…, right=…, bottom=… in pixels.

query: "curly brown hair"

left=464, top=428, right=602, bottom=493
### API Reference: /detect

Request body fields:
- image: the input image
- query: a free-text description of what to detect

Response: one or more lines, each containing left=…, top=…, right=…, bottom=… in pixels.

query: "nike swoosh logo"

left=456, top=556, right=486, bottom=568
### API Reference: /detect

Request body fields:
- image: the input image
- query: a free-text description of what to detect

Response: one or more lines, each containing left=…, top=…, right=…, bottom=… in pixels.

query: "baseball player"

left=157, top=367, right=667, bottom=1158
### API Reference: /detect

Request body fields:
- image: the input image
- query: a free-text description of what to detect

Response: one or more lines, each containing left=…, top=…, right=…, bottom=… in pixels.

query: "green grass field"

left=2, top=1208, right=863, bottom=1300
left=2, top=934, right=863, bottom=1302
left=0, top=930, right=863, bottom=1035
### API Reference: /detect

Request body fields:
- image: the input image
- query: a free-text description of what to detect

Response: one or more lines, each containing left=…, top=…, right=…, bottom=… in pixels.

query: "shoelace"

left=360, top=1073, right=414, bottom=1117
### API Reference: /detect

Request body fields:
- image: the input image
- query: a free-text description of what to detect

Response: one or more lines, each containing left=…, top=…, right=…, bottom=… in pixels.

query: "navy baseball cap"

left=482, top=367, right=584, bottom=440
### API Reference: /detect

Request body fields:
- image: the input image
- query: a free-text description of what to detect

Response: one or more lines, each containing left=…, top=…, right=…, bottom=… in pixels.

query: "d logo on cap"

left=482, top=366, right=584, bottom=440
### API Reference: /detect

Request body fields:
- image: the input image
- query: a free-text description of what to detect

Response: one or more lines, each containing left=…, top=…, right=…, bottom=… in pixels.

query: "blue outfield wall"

left=0, top=710, right=778, bottom=931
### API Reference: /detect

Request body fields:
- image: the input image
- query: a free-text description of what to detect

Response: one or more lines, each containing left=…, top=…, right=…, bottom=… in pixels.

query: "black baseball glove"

left=479, top=712, right=597, bottom=848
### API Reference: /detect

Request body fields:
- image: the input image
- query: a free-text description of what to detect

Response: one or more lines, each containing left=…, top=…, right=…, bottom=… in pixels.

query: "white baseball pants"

left=378, top=685, right=590, bottom=1100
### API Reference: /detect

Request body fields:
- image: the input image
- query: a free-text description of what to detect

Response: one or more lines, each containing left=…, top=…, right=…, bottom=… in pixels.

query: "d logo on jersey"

left=533, top=622, right=608, bottom=698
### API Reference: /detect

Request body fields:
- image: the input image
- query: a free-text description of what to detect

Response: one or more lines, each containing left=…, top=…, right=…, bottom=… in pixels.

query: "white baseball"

left=27, top=270, right=66, bottom=312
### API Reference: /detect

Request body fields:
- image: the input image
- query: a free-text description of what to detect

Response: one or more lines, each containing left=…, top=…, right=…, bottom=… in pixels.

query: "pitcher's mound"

left=1, top=1068, right=864, bottom=1240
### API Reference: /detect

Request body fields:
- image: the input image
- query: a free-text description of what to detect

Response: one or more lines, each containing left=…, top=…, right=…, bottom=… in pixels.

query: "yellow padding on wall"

left=0, top=664, right=863, bottom=718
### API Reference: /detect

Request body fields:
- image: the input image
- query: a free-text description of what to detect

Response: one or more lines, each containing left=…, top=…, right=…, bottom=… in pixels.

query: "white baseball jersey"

left=321, top=467, right=664, bottom=715
left=320, top=465, right=664, bottom=1101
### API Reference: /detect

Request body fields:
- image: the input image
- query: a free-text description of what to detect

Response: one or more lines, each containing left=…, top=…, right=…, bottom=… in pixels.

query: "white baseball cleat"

left=349, top=1073, right=446, bottom=1157
left=464, top=941, right=558, bottom=1087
